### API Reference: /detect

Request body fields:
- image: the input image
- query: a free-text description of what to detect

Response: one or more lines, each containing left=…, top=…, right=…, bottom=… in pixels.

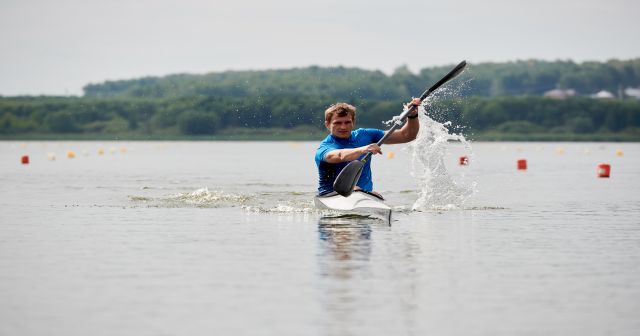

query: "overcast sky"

left=1, top=0, right=638, bottom=96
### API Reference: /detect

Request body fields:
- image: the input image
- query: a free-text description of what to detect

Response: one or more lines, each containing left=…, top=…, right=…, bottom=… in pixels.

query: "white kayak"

left=314, top=190, right=392, bottom=221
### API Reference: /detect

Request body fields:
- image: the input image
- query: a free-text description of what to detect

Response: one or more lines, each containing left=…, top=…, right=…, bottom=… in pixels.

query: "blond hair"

left=324, top=103, right=356, bottom=124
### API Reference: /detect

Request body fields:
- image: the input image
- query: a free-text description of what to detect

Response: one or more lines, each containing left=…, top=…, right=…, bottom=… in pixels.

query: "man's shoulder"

left=316, top=134, right=340, bottom=153
left=353, top=128, right=385, bottom=142
left=315, top=134, right=340, bottom=163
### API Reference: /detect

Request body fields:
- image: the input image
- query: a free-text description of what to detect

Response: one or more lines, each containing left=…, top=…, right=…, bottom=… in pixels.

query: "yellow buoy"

left=47, top=153, right=56, bottom=161
left=67, top=151, right=76, bottom=159
left=556, top=147, right=565, bottom=155
left=616, top=149, right=624, bottom=157
left=98, top=148, right=105, bottom=155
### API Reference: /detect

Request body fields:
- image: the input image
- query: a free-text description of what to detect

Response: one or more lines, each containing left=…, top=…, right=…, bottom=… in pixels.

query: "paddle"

left=333, top=60, right=467, bottom=197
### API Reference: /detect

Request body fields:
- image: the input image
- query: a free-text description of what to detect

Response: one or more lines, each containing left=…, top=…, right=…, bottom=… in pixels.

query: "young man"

left=315, top=98, right=422, bottom=197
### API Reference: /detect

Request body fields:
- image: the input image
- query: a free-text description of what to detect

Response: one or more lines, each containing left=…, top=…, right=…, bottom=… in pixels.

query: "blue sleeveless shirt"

left=315, top=128, right=385, bottom=194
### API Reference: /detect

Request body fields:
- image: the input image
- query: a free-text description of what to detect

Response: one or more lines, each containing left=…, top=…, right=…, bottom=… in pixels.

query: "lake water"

left=1, top=139, right=639, bottom=336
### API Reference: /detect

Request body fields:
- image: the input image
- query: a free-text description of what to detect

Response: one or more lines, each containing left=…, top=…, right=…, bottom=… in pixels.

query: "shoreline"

left=1, top=131, right=639, bottom=142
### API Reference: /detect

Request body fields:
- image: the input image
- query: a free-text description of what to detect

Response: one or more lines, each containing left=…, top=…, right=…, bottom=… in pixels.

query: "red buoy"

left=517, top=159, right=527, bottom=170
left=597, top=164, right=610, bottom=178
left=21, top=155, right=29, bottom=165
left=459, top=156, right=469, bottom=166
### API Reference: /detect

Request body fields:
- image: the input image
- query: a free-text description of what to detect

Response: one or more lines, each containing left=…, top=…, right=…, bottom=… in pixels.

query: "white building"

left=624, top=87, right=640, bottom=99
left=590, top=90, right=615, bottom=99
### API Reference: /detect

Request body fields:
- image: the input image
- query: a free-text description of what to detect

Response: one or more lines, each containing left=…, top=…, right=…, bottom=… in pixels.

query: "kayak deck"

left=314, top=190, right=392, bottom=221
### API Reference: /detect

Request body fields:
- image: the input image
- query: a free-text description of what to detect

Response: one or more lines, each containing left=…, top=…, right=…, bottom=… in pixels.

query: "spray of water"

left=403, top=85, right=476, bottom=211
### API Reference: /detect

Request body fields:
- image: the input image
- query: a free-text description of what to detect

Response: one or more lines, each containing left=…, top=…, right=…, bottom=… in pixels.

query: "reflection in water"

left=317, top=216, right=414, bottom=335
left=317, top=216, right=374, bottom=279
left=316, top=216, right=425, bottom=334
left=317, top=216, right=375, bottom=335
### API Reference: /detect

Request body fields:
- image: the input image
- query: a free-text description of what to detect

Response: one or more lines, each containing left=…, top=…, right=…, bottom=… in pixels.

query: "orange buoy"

left=21, top=155, right=29, bottom=164
left=597, top=164, right=610, bottom=178
left=517, top=159, right=527, bottom=170
left=459, top=156, right=469, bottom=166
left=387, top=151, right=395, bottom=159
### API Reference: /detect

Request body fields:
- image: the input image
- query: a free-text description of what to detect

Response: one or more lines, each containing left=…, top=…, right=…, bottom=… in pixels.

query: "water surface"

left=1, top=141, right=639, bottom=335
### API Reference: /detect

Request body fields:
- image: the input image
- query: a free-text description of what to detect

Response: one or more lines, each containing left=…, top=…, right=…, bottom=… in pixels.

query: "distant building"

left=624, top=87, right=640, bottom=99
left=543, top=89, right=576, bottom=99
left=590, top=90, right=615, bottom=99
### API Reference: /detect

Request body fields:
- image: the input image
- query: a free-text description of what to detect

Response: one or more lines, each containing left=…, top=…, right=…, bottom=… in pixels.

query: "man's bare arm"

left=324, top=144, right=382, bottom=163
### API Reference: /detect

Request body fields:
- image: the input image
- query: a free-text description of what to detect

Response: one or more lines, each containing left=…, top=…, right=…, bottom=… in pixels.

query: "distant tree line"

left=82, top=59, right=640, bottom=98
left=2, top=95, right=639, bottom=139
left=1, top=59, right=640, bottom=140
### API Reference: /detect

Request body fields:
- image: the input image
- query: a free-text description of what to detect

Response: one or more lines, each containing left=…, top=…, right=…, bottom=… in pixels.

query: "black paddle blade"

left=333, top=160, right=365, bottom=197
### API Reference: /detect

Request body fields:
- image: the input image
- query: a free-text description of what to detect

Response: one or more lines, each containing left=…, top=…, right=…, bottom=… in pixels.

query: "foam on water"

left=243, top=200, right=316, bottom=213
left=129, top=187, right=251, bottom=208
left=170, top=187, right=251, bottom=207
left=130, top=187, right=322, bottom=213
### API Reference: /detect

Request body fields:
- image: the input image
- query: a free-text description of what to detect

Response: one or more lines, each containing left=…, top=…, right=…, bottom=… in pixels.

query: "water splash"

left=407, top=103, right=476, bottom=211
left=381, top=77, right=476, bottom=211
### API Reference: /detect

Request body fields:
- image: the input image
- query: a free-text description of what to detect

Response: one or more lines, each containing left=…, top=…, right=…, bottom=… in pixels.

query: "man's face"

left=326, top=115, right=354, bottom=139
